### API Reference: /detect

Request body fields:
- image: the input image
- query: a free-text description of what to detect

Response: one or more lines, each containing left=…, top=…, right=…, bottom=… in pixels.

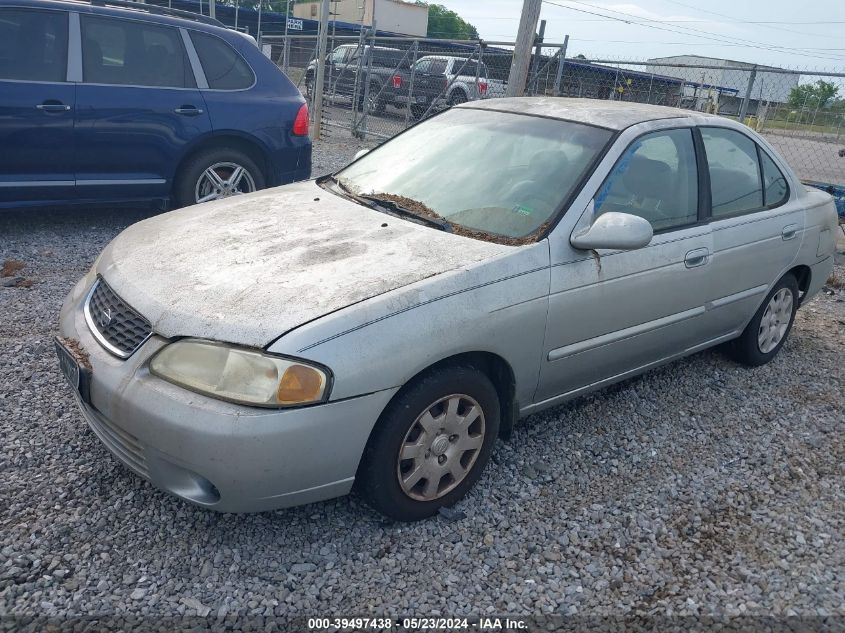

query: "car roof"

left=5, top=0, right=231, bottom=34
left=461, top=97, right=719, bottom=130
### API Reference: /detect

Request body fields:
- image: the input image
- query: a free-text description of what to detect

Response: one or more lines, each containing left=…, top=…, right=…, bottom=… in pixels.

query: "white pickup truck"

left=393, top=55, right=507, bottom=116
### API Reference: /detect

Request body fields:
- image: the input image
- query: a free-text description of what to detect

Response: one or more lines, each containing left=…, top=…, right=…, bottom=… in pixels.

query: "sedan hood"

left=97, top=180, right=511, bottom=347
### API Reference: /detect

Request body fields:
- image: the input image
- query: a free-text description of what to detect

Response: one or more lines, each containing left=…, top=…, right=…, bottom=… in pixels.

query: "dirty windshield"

left=333, top=108, right=612, bottom=240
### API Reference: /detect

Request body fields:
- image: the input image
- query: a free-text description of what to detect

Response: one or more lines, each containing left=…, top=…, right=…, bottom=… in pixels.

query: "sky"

left=437, top=0, right=845, bottom=69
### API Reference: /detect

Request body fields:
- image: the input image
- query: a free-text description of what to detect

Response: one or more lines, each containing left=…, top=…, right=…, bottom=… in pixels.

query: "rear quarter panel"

left=195, top=30, right=311, bottom=183
left=797, top=187, right=838, bottom=300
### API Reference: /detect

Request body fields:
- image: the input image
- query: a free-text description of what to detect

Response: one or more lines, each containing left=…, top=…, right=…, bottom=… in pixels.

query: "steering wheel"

left=504, top=179, right=557, bottom=211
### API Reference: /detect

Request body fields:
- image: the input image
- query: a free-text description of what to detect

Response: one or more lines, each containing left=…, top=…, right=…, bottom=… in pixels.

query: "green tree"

left=788, top=80, right=839, bottom=109
left=416, top=2, right=479, bottom=40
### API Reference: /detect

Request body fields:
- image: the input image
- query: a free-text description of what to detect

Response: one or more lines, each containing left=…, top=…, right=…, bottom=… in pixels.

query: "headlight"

left=149, top=339, right=330, bottom=408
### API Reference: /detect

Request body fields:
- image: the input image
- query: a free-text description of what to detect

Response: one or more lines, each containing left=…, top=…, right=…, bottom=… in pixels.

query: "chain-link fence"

left=267, top=34, right=845, bottom=193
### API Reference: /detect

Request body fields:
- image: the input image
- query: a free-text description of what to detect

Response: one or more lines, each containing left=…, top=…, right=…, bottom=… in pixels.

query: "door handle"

left=685, top=247, right=710, bottom=268
left=782, top=224, right=799, bottom=241
left=174, top=106, right=204, bottom=115
left=36, top=102, right=71, bottom=112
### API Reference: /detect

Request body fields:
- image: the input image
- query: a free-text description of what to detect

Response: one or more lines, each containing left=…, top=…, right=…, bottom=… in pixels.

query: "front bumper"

left=58, top=277, right=397, bottom=513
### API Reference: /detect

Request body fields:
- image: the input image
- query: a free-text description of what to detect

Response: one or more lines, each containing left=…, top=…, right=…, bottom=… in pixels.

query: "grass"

left=827, top=272, right=844, bottom=290
left=759, top=118, right=844, bottom=136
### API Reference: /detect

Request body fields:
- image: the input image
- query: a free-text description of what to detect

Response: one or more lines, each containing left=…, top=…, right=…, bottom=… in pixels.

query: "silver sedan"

left=58, top=98, right=838, bottom=521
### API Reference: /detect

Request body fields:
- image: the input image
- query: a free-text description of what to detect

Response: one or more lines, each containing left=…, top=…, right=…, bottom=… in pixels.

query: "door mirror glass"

left=571, top=210, right=653, bottom=251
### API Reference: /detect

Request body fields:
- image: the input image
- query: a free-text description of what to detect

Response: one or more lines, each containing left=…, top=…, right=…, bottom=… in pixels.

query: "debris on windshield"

left=373, top=193, right=442, bottom=220
left=373, top=194, right=547, bottom=246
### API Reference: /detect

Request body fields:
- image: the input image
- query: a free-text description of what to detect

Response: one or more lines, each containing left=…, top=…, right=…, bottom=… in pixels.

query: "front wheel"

left=173, top=148, right=265, bottom=209
left=728, top=274, right=799, bottom=366
left=358, top=365, right=500, bottom=521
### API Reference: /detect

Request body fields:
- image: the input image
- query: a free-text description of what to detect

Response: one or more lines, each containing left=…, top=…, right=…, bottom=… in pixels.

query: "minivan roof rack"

left=84, top=0, right=224, bottom=27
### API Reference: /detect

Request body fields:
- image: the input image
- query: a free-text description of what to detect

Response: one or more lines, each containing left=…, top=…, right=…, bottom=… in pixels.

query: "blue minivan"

left=0, top=0, right=311, bottom=209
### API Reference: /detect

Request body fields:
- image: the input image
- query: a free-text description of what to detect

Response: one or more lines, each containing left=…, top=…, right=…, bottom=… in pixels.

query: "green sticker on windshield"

left=513, top=205, right=533, bottom=216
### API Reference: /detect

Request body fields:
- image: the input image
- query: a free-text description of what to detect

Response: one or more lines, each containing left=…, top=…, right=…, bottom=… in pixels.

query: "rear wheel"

left=358, top=365, right=500, bottom=521
left=728, top=274, right=799, bottom=366
left=173, top=147, right=265, bottom=209
left=448, top=90, right=467, bottom=106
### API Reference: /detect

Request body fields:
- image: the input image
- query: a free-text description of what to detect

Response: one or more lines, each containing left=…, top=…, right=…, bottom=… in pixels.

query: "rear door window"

left=430, top=59, right=448, bottom=75
left=0, top=8, right=67, bottom=82
left=701, top=127, right=764, bottom=217
left=759, top=149, right=789, bottom=207
left=454, top=59, right=480, bottom=77
left=81, top=15, right=194, bottom=88
left=190, top=31, right=254, bottom=90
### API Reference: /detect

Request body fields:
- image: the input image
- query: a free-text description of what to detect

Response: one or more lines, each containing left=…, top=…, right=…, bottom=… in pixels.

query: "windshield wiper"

left=325, top=176, right=451, bottom=232
left=359, top=194, right=452, bottom=232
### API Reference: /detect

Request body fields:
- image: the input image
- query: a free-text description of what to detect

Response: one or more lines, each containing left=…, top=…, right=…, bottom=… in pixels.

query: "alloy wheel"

left=194, top=162, right=257, bottom=204
left=757, top=288, right=793, bottom=354
left=396, top=394, right=485, bottom=501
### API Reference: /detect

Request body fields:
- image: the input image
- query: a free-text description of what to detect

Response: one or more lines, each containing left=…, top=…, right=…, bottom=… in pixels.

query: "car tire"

left=358, top=364, right=500, bottom=521
left=357, top=83, right=385, bottom=113
left=410, top=104, right=427, bottom=119
left=727, top=273, right=799, bottom=367
left=448, top=90, right=467, bottom=106
left=173, top=147, right=265, bottom=209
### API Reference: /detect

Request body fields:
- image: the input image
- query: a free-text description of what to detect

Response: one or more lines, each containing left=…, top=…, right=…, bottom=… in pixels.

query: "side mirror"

left=353, top=148, right=370, bottom=160
left=571, top=211, right=653, bottom=251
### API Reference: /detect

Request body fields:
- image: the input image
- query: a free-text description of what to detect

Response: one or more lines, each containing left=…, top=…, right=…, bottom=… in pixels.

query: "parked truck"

left=304, top=44, right=413, bottom=111
left=306, top=48, right=506, bottom=118
left=393, top=55, right=507, bottom=116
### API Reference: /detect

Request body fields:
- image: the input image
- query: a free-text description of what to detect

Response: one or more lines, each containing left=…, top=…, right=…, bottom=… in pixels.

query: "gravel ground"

left=1, top=137, right=844, bottom=626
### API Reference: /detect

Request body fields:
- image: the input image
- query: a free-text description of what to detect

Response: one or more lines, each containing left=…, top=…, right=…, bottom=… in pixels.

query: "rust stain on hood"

left=96, top=180, right=512, bottom=347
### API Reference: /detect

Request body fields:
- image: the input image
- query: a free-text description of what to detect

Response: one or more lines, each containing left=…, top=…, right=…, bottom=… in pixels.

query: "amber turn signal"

left=277, top=364, right=326, bottom=404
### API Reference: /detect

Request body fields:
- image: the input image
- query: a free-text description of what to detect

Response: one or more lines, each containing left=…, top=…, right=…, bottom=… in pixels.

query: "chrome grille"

left=84, top=278, right=152, bottom=358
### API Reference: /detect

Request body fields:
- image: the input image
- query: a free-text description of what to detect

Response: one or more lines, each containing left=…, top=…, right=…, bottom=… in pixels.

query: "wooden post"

left=505, top=0, right=542, bottom=97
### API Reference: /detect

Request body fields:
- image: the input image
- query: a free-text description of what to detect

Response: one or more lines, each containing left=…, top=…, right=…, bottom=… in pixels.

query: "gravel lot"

left=1, top=136, right=844, bottom=626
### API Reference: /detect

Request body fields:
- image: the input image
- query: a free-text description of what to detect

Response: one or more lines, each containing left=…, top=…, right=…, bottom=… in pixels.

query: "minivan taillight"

left=292, top=103, right=309, bottom=136
left=392, top=75, right=402, bottom=89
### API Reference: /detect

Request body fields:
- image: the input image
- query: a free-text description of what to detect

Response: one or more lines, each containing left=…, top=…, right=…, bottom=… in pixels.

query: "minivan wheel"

left=728, top=274, right=799, bottom=367
left=358, top=365, right=500, bottom=521
left=174, top=148, right=265, bottom=208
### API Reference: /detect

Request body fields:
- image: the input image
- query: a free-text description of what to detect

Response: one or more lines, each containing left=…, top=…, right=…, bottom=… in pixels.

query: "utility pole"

left=208, top=0, right=215, bottom=19
left=312, top=0, right=331, bottom=139
left=506, top=0, right=542, bottom=97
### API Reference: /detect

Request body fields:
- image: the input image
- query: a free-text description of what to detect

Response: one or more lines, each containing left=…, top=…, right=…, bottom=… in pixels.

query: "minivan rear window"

left=0, top=8, right=67, bottom=82
left=190, top=31, right=254, bottom=90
